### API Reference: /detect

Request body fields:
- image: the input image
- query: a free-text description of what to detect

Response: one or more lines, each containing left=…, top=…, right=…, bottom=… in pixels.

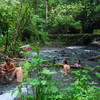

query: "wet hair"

left=63, top=60, right=68, bottom=64
left=5, top=58, right=11, bottom=62
left=77, top=60, right=81, bottom=64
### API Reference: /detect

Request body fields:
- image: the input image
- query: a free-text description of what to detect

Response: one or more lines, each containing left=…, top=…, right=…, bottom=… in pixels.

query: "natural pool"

left=0, top=45, right=100, bottom=100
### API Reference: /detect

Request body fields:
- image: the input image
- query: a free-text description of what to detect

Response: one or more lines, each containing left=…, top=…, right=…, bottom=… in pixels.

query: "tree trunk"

left=45, top=0, right=48, bottom=22
left=4, top=31, right=8, bottom=53
left=34, top=0, right=38, bottom=14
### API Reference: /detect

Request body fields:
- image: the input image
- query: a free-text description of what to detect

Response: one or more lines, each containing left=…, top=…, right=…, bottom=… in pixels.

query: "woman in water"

left=72, top=60, right=83, bottom=68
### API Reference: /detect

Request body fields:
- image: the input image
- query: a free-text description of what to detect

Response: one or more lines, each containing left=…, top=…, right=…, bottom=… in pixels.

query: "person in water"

left=59, top=60, right=71, bottom=76
left=72, top=60, right=82, bottom=68
left=1, top=59, right=23, bottom=82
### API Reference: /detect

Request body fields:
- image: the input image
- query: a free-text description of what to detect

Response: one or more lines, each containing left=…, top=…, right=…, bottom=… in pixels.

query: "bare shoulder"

left=67, top=65, right=70, bottom=67
left=64, top=64, right=70, bottom=67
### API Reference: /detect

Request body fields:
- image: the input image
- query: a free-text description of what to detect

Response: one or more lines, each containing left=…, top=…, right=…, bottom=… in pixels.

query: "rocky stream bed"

left=0, top=45, right=100, bottom=100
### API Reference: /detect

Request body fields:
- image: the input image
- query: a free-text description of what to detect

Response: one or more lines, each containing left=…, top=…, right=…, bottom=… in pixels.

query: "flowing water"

left=0, top=45, right=100, bottom=100
left=40, top=45, right=100, bottom=66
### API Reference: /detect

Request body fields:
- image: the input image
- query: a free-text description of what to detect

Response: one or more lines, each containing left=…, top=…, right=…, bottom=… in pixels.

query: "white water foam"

left=66, top=46, right=84, bottom=49
left=0, top=87, right=27, bottom=100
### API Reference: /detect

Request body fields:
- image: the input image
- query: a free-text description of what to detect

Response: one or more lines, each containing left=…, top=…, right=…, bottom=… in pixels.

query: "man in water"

left=1, top=59, right=23, bottom=82
left=59, top=60, right=71, bottom=76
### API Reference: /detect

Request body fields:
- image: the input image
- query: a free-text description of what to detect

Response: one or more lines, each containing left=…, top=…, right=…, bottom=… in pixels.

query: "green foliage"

left=0, top=0, right=48, bottom=56
left=0, top=35, right=5, bottom=47
left=29, top=15, right=48, bottom=43
left=49, top=2, right=84, bottom=34
left=48, top=0, right=100, bottom=34
left=95, top=72, right=100, bottom=78
left=0, top=0, right=100, bottom=56
left=41, top=68, right=56, bottom=75
left=93, top=29, right=100, bottom=34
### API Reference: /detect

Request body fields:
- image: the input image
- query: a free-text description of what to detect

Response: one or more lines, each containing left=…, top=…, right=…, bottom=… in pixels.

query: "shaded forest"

left=0, top=0, right=100, bottom=55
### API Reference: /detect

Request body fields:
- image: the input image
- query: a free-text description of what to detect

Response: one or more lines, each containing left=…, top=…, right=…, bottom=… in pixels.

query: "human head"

left=5, top=58, right=11, bottom=65
left=62, top=59, right=68, bottom=64
left=77, top=60, right=81, bottom=64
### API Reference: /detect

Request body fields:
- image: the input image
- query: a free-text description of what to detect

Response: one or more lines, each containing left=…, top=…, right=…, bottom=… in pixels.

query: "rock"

left=0, top=89, right=18, bottom=100
left=0, top=85, right=32, bottom=100
left=0, top=92, right=3, bottom=95
left=90, top=41, right=100, bottom=46
left=88, top=55, right=100, bottom=60
left=20, top=44, right=30, bottom=48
